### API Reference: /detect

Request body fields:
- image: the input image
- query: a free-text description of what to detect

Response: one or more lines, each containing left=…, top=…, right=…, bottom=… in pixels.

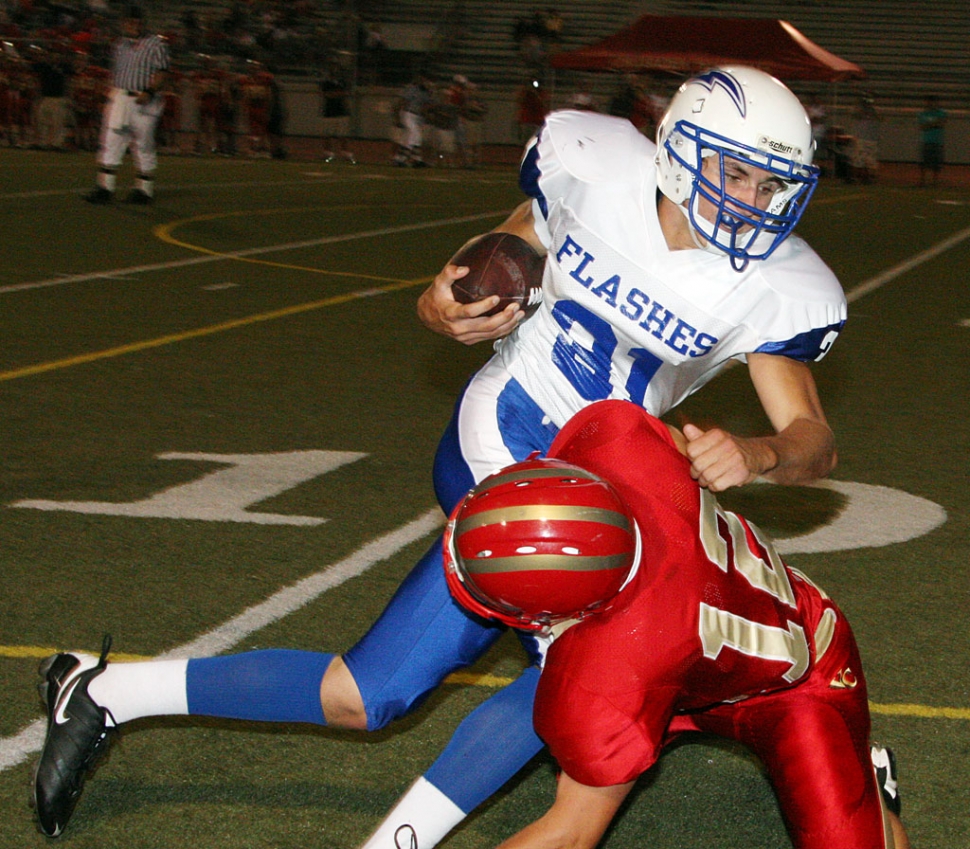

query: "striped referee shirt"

left=111, top=34, right=170, bottom=91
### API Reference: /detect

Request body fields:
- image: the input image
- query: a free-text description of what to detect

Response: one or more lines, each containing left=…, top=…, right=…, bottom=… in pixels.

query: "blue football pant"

left=347, top=368, right=557, bottom=814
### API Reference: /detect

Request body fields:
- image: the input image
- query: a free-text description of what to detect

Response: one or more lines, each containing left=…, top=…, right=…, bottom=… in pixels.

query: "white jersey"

left=495, top=110, right=846, bottom=428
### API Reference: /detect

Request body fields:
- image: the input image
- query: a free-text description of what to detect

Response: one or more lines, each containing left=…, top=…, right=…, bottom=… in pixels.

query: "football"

left=449, top=232, right=545, bottom=317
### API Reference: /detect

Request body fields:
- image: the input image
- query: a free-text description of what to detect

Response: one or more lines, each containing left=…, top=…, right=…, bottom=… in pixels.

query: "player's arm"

left=137, top=69, right=168, bottom=104
left=491, top=200, right=547, bottom=254
left=417, top=201, right=545, bottom=345
left=683, top=354, right=836, bottom=491
left=495, top=771, right=633, bottom=849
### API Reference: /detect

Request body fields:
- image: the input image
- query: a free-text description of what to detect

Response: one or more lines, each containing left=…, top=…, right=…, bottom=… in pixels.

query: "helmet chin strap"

left=677, top=198, right=725, bottom=256
left=679, top=195, right=753, bottom=272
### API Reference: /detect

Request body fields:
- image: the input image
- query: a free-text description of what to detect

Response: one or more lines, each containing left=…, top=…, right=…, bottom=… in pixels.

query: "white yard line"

left=0, top=210, right=508, bottom=295
left=844, top=223, right=970, bottom=303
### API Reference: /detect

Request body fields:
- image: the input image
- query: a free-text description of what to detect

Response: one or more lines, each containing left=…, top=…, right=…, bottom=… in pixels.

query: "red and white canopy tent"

left=549, top=15, right=865, bottom=82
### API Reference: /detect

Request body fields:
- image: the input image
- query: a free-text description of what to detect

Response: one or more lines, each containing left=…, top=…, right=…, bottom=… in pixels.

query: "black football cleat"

left=34, top=635, right=115, bottom=837
left=871, top=744, right=901, bottom=816
left=125, top=189, right=153, bottom=205
left=83, top=187, right=113, bottom=205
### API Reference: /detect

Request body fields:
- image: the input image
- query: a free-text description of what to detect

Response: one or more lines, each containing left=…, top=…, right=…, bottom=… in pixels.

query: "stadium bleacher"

left=14, top=1, right=965, bottom=161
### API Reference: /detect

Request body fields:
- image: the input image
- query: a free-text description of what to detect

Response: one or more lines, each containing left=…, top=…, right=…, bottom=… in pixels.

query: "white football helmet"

left=656, top=66, right=819, bottom=270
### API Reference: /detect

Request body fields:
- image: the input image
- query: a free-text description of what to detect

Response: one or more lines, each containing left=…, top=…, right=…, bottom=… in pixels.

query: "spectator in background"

left=917, top=94, right=946, bottom=187
left=192, top=54, right=226, bottom=154
left=29, top=42, right=71, bottom=149
left=266, top=64, right=286, bottom=159
left=216, top=64, right=241, bottom=156
left=68, top=49, right=108, bottom=151
left=608, top=73, right=651, bottom=134
left=540, top=8, right=564, bottom=46
left=426, top=78, right=460, bottom=168
left=239, top=59, right=275, bottom=157
left=458, top=79, right=486, bottom=168
left=514, top=77, right=546, bottom=144
left=642, top=78, right=671, bottom=139
left=392, top=73, right=431, bottom=167
left=7, top=51, right=38, bottom=147
left=359, top=22, right=386, bottom=85
left=180, top=8, right=203, bottom=53
left=850, top=93, right=879, bottom=184
left=158, top=61, right=184, bottom=154
left=445, top=74, right=468, bottom=164
left=806, top=92, right=828, bottom=173
left=513, top=15, right=545, bottom=71
left=319, top=57, right=355, bottom=163
left=514, top=9, right=563, bottom=69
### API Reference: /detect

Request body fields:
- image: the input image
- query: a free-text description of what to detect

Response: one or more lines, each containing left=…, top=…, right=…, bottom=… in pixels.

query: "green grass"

left=0, top=148, right=968, bottom=847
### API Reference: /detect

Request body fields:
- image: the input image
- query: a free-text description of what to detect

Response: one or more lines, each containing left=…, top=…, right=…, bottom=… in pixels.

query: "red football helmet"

left=443, top=457, right=640, bottom=631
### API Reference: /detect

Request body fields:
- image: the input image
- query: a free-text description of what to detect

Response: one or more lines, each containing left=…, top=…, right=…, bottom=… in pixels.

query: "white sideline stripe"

left=157, top=507, right=443, bottom=659
left=845, top=223, right=970, bottom=303
left=715, top=223, right=970, bottom=382
left=0, top=507, right=444, bottom=772
left=0, top=210, right=507, bottom=295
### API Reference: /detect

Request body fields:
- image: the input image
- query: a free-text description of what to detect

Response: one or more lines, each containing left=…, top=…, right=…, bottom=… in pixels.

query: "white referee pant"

left=401, top=109, right=424, bottom=150
left=98, top=87, right=164, bottom=174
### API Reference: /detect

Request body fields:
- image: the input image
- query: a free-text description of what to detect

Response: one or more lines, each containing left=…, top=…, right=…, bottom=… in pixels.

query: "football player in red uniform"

left=158, top=64, right=184, bottom=154
left=239, top=60, right=274, bottom=157
left=444, top=399, right=910, bottom=849
left=6, top=54, right=36, bottom=147
left=0, top=51, right=12, bottom=146
left=191, top=55, right=225, bottom=154
left=68, top=51, right=109, bottom=152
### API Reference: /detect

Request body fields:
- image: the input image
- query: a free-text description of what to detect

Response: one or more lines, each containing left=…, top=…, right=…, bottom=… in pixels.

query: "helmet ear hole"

left=443, top=459, right=640, bottom=631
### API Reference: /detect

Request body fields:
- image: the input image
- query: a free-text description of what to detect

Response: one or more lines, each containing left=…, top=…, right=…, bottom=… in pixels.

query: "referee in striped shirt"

left=85, top=5, right=170, bottom=205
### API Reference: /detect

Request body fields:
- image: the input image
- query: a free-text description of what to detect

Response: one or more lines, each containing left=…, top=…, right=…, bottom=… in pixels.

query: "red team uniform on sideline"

left=535, top=401, right=889, bottom=848
left=241, top=70, right=273, bottom=130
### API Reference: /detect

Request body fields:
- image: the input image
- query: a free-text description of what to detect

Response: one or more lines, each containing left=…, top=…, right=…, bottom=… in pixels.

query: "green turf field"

left=1, top=148, right=968, bottom=848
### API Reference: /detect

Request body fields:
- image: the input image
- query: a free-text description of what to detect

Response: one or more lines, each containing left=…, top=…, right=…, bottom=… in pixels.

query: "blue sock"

left=425, top=665, right=544, bottom=813
left=186, top=650, right=334, bottom=725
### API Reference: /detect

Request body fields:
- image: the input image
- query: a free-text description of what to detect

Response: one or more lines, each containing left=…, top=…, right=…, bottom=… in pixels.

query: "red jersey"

left=516, top=85, right=547, bottom=125
left=193, top=66, right=226, bottom=117
left=534, top=401, right=884, bottom=848
left=241, top=70, right=273, bottom=107
left=70, top=63, right=109, bottom=112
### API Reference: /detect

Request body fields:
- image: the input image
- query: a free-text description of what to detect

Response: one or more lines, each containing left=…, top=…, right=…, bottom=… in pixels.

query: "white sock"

left=87, top=659, right=190, bottom=726
left=358, top=777, right=465, bottom=849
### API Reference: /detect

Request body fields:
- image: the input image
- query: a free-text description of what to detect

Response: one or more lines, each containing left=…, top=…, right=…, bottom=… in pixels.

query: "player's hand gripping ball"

left=450, top=232, right=545, bottom=317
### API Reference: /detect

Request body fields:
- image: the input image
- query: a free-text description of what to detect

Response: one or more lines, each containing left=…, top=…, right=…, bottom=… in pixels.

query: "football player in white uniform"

left=422, top=65, right=842, bottom=498
left=372, top=64, right=847, bottom=847
left=33, top=68, right=849, bottom=847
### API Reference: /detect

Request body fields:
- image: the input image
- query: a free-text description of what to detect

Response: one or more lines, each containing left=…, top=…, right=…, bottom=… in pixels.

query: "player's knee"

left=319, top=656, right=369, bottom=730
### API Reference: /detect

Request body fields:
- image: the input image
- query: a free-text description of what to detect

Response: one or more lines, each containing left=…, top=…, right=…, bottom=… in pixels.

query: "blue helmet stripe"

left=691, top=70, right=747, bottom=118
left=518, top=128, right=549, bottom=220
